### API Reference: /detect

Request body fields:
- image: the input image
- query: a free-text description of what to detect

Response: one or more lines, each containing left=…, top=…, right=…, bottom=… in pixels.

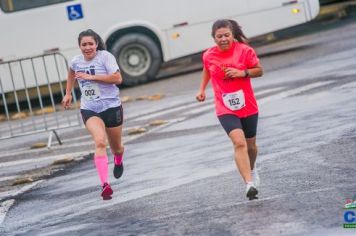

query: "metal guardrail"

left=0, top=52, right=82, bottom=147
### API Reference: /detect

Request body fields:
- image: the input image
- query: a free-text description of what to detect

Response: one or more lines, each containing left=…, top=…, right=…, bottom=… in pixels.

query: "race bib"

left=222, top=90, right=245, bottom=111
left=81, top=83, right=101, bottom=101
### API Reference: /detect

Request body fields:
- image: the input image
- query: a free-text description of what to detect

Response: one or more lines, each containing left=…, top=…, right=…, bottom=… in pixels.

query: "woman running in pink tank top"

left=196, top=19, right=263, bottom=200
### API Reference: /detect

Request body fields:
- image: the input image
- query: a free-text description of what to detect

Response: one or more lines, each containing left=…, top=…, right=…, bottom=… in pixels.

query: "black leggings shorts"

left=80, top=105, right=123, bottom=128
left=218, top=113, right=258, bottom=138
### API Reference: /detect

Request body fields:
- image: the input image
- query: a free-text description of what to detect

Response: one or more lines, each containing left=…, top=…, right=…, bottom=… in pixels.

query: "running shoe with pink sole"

left=101, top=183, right=113, bottom=200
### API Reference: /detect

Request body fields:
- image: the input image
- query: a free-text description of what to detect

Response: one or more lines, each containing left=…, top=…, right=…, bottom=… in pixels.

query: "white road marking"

left=0, top=151, right=92, bottom=168
left=0, top=181, right=43, bottom=225
left=254, top=86, right=285, bottom=97
left=0, top=199, right=15, bottom=225
left=258, top=81, right=335, bottom=105
left=133, top=97, right=214, bottom=121
left=0, top=175, right=20, bottom=182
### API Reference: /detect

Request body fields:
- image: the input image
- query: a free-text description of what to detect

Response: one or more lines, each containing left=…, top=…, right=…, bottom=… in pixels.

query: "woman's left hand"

left=223, top=67, right=245, bottom=79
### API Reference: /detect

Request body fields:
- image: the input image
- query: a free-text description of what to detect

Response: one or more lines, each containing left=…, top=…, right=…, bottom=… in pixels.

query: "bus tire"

left=110, top=33, right=162, bottom=86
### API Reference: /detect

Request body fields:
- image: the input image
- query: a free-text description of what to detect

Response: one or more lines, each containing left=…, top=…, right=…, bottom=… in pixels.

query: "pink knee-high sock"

left=114, top=153, right=123, bottom=165
left=94, top=155, right=108, bottom=185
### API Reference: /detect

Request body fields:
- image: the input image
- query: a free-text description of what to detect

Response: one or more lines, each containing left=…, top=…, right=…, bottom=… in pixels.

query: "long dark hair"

left=78, top=29, right=106, bottom=50
left=211, top=19, right=248, bottom=44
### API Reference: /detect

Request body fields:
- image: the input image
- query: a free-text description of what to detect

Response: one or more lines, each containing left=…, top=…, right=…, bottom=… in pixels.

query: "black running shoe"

left=246, top=183, right=258, bottom=200
left=113, top=163, right=124, bottom=179
left=113, top=151, right=124, bottom=179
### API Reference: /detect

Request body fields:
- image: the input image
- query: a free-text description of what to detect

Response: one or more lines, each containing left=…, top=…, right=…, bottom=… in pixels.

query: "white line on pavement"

left=133, top=97, right=214, bottom=121
left=0, top=199, right=15, bottom=225
left=258, top=81, right=335, bottom=105
left=0, top=151, right=92, bottom=168
left=0, top=181, right=44, bottom=225
left=255, top=86, right=285, bottom=97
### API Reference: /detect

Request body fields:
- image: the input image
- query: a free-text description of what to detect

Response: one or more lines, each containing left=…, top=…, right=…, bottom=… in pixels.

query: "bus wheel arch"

left=107, top=28, right=163, bottom=86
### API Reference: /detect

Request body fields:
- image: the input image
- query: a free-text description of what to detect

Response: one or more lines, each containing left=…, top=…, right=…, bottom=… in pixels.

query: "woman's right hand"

left=196, top=90, right=206, bottom=102
left=61, top=94, right=72, bottom=109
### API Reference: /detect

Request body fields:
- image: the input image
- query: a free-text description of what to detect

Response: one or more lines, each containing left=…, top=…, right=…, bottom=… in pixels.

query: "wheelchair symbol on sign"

left=69, top=7, right=80, bottom=19
left=66, top=4, right=83, bottom=21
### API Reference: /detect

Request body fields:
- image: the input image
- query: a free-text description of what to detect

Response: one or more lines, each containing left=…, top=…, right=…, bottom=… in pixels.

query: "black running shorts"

left=218, top=113, right=258, bottom=138
left=80, top=105, right=123, bottom=128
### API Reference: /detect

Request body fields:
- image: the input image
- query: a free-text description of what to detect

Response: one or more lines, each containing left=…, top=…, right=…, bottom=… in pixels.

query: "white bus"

left=0, top=0, right=320, bottom=87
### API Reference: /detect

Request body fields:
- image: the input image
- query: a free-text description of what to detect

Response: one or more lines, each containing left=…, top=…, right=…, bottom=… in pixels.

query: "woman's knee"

left=247, top=143, right=258, bottom=154
left=229, top=130, right=247, bottom=150
left=232, top=139, right=247, bottom=150
left=94, top=136, right=106, bottom=149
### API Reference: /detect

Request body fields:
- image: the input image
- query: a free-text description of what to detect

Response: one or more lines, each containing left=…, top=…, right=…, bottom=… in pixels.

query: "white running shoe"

left=251, top=168, right=260, bottom=187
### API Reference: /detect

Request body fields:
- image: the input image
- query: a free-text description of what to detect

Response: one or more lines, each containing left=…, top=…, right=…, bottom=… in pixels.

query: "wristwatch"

left=244, top=69, right=250, bottom=78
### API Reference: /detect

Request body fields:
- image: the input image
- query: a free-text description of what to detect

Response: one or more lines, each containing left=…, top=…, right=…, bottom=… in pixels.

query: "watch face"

left=245, top=69, right=249, bottom=77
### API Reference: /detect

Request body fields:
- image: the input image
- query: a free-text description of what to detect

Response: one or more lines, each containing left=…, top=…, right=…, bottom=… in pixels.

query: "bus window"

left=0, top=0, right=72, bottom=13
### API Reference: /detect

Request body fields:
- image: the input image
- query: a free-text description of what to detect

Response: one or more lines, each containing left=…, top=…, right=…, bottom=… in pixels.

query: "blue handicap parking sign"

left=66, top=4, right=84, bottom=21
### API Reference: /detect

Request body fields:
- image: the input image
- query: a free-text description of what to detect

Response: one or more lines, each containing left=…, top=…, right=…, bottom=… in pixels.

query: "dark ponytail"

left=78, top=29, right=106, bottom=50
left=211, top=19, right=248, bottom=44
left=228, top=20, right=248, bottom=44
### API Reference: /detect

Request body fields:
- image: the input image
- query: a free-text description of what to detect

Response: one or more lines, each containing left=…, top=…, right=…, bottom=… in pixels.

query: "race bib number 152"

left=222, top=90, right=245, bottom=111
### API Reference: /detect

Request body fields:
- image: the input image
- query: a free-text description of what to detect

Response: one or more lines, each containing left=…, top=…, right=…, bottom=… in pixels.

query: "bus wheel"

left=111, top=33, right=161, bottom=86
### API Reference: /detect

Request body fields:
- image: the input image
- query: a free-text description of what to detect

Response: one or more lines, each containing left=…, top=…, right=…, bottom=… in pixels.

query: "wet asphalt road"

left=1, top=13, right=356, bottom=236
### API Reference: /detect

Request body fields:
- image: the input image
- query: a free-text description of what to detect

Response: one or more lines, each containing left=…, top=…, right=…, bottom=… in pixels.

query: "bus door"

left=165, top=0, right=248, bottom=59
left=243, top=0, right=310, bottom=37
